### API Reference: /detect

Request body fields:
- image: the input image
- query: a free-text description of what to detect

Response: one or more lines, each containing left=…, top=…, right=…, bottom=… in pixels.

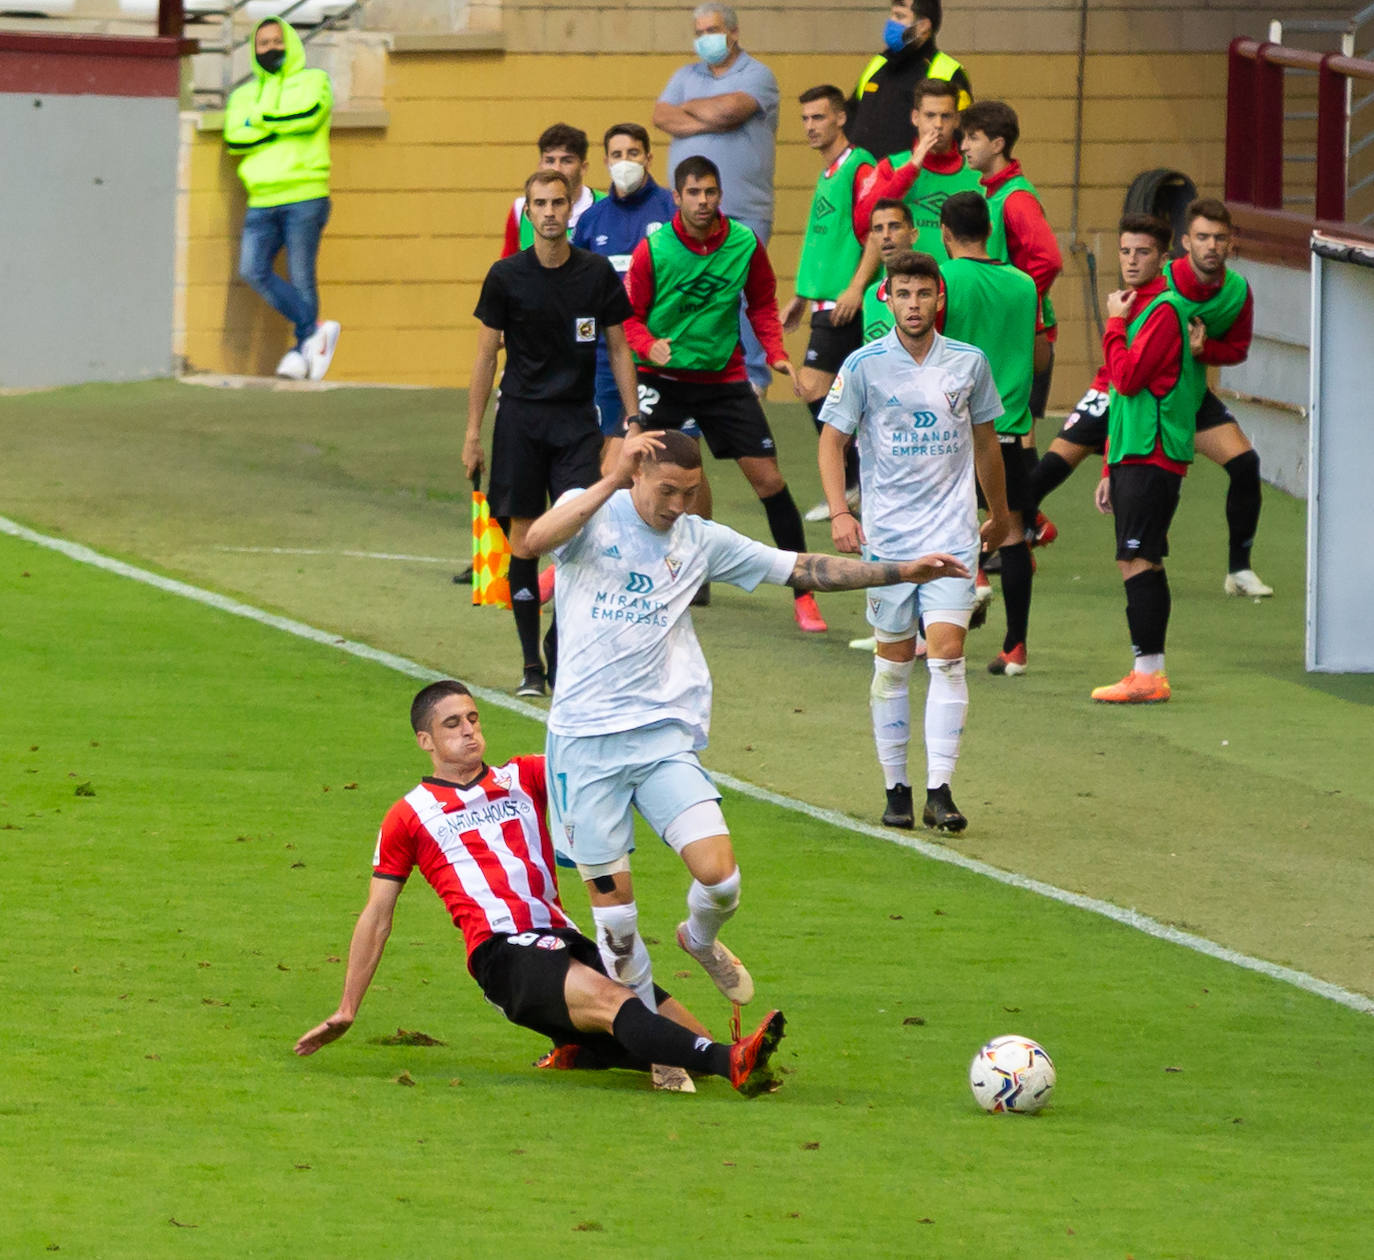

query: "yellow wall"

left=184, top=49, right=1227, bottom=405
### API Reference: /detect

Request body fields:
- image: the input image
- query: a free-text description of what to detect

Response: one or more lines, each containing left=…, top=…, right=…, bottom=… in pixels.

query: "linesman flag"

left=470, top=473, right=511, bottom=608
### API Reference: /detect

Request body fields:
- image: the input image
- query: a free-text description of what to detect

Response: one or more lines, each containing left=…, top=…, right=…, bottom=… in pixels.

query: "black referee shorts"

left=1108, top=463, right=1182, bottom=565
left=802, top=309, right=864, bottom=375
left=488, top=397, right=602, bottom=520
left=636, top=373, right=778, bottom=461
left=1055, top=386, right=1109, bottom=451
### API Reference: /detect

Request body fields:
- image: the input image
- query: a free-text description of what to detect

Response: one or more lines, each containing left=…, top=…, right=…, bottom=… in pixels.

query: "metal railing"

left=1227, top=36, right=1374, bottom=225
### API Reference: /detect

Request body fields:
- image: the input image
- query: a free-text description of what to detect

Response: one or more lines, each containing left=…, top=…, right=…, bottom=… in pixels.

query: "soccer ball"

left=969, top=1034, right=1056, bottom=1114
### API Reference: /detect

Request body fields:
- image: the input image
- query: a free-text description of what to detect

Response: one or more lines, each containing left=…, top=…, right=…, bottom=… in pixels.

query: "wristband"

left=623, top=414, right=641, bottom=426
left=830, top=510, right=856, bottom=521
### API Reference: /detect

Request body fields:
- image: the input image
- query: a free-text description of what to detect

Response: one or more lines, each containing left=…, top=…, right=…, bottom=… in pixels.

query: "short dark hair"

left=524, top=169, right=571, bottom=204
left=604, top=122, right=650, bottom=153
left=537, top=123, right=589, bottom=161
left=1118, top=212, right=1172, bottom=251
left=914, top=76, right=960, bottom=108
left=960, top=100, right=1019, bottom=157
left=940, top=190, right=991, bottom=242
left=644, top=429, right=703, bottom=470
left=871, top=197, right=915, bottom=228
left=885, top=250, right=942, bottom=285
left=674, top=154, right=721, bottom=193
left=1186, top=197, right=1232, bottom=230
left=914, top=0, right=943, bottom=34
left=410, top=680, right=473, bottom=733
left=799, top=84, right=847, bottom=113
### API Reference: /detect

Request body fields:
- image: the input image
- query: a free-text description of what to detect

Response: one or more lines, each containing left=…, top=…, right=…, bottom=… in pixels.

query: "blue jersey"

left=573, top=179, right=676, bottom=372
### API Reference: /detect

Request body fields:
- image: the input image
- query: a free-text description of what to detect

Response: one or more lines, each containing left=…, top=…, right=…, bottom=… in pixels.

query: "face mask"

left=609, top=161, right=646, bottom=196
left=882, top=19, right=909, bottom=53
left=256, top=47, right=286, bottom=74
left=694, top=32, right=729, bottom=65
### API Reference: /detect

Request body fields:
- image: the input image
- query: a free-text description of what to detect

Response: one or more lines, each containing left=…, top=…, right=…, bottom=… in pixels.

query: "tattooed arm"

left=786, top=551, right=970, bottom=592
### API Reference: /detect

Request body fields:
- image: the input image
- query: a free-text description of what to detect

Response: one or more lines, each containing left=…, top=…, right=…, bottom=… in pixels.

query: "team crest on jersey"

left=665, top=556, right=683, bottom=581
left=945, top=388, right=968, bottom=413
left=563, top=823, right=575, bottom=842
left=490, top=765, right=513, bottom=791
left=575, top=316, right=597, bottom=342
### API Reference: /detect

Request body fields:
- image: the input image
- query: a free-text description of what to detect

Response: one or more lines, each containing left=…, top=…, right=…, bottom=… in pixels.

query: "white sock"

left=925, top=655, right=967, bottom=790
left=589, top=901, right=656, bottom=1010
left=684, top=868, right=741, bottom=951
left=1135, top=653, right=1164, bottom=675
left=870, top=656, right=914, bottom=789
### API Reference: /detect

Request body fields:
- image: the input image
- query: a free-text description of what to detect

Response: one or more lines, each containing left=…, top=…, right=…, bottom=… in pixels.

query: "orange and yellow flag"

left=471, top=476, right=511, bottom=608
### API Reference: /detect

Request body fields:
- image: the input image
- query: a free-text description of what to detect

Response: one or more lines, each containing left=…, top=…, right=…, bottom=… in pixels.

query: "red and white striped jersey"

left=372, top=755, right=577, bottom=963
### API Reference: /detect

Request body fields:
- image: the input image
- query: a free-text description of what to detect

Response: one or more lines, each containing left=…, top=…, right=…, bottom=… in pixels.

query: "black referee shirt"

left=474, top=246, right=632, bottom=403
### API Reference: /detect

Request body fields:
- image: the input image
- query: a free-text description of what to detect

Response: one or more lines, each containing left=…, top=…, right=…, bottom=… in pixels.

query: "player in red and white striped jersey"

left=293, top=680, right=787, bottom=1095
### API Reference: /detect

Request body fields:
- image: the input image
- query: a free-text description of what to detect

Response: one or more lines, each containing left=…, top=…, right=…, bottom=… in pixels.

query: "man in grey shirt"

left=653, top=3, right=779, bottom=392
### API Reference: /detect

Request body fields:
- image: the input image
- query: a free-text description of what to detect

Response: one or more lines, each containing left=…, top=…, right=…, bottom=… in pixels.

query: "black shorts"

left=802, top=309, right=864, bottom=375
left=1109, top=463, right=1182, bottom=564
left=635, top=374, right=777, bottom=461
left=975, top=433, right=1034, bottom=519
left=1029, top=344, right=1055, bottom=421
left=1195, top=388, right=1236, bottom=432
left=469, top=928, right=601, bottom=1047
left=488, top=398, right=602, bottom=520
left=1056, top=387, right=1109, bottom=451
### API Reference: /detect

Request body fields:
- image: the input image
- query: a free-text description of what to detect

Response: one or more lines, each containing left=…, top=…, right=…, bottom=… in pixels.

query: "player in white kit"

left=522, top=428, right=966, bottom=1021
left=818, top=250, right=1010, bottom=834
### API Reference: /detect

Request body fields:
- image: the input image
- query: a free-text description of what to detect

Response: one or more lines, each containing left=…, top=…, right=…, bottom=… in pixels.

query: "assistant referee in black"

left=464, top=169, right=642, bottom=698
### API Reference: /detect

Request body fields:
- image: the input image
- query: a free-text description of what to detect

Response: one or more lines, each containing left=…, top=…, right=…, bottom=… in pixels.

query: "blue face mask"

left=883, top=18, right=909, bottom=53
left=694, top=32, right=730, bottom=65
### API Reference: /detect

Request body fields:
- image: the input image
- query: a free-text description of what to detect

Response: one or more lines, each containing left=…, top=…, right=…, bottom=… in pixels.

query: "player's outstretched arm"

left=786, top=552, right=968, bottom=592
left=521, top=431, right=667, bottom=556
left=294, top=876, right=402, bottom=1056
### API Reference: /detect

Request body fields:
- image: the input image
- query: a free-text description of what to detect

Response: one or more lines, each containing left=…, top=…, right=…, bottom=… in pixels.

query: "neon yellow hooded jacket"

left=224, top=18, right=332, bottom=208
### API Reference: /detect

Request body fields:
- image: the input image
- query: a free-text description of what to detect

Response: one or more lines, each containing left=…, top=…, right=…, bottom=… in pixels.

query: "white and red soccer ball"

left=969, top=1035, right=1056, bottom=1114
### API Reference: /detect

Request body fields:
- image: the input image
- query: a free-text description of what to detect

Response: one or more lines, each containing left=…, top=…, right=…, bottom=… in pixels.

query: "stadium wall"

left=1, top=33, right=182, bottom=390
left=181, top=34, right=1249, bottom=404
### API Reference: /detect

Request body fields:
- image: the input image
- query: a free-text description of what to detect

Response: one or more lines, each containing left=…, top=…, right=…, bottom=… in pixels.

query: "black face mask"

left=256, top=48, right=286, bottom=74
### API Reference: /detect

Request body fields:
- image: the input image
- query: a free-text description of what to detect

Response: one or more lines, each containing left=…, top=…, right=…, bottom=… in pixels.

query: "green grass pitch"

left=3, top=492, right=1372, bottom=1256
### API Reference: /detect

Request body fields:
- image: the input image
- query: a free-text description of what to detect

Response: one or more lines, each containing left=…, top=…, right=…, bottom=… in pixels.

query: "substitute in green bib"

left=1165, top=199, right=1272, bottom=598
left=860, top=199, right=916, bottom=344
left=502, top=124, right=604, bottom=258
left=937, top=192, right=1038, bottom=678
left=780, top=84, right=876, bottom=519
left=1089, top=253, right=1207, bottom=707
left=959, top=100, right=1063, bottom=438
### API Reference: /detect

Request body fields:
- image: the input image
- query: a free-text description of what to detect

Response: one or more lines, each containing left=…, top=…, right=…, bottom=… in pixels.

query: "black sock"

left=1021, top=443, right=1039, bottom=483
left=1224, top=449, right=1262, bottom=573
left=998, top=541, right=1033, bottom=652
left=1124, top=568, right=1170, bottom=658
left=1027, top=451, right=1074, bottom=515
left=760, top=486, right=807, bottom=593
left=612, top=998, right=730, bottom=1078
left=542, top=614, right=558, bottom=690
left=806, top=397, right=825, bottom=433
left=508, top=555, right=543, bottom=670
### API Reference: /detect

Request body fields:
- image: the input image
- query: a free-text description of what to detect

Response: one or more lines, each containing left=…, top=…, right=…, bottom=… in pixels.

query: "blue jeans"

left=734, top=215, right=773, bottom=391
left=238, top=196, right=331, bottom=347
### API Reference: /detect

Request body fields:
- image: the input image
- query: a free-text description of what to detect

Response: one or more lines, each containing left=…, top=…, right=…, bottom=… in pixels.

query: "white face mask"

left=609, top=160, right=646, bottom=195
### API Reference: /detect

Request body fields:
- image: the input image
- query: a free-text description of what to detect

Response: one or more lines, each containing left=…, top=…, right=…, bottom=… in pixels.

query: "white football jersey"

left=548, top=489, right=795, bottom=745
left=819, top=329, right=1003, bottom=560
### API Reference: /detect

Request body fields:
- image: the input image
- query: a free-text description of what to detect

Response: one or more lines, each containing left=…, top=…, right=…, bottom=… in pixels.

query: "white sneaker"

left=804, top=500, right=831, bottom=522
left=676, top=921, right=754, bottom=1004
left=303, top=319, right=341, bottom=381
left=651, top=1063, right=696, bottom=1092
left=848, top=635, right=877, bottom=651
left=275, top=349, right=308, bottom=380
left=1224, top=569, right=1273, bottom=598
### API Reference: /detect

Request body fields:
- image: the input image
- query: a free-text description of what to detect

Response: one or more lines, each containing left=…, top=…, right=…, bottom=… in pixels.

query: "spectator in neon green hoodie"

left=225, top=18, right=340, bottom=380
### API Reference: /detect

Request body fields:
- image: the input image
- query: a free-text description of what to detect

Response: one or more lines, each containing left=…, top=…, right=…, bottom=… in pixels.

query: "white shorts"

left=864, top=544, right=979, bottom=638
left=545, top=721, right=721, bottom=868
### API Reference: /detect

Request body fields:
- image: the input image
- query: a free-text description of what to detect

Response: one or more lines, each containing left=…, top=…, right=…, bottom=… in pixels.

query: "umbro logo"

left=675, top=275, right=730, bottom=307
left=602, top=544, right=621, bottom=558
left=513, top=588, right=537, bottom=601
left=595, top=234, right=609, bottom=246
left=814, top=196, right=836, bottom=219
left=911, top=190, right=952, bottom=215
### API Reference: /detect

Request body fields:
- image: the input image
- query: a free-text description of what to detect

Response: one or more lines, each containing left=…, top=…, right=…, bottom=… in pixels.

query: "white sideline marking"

left=213, top=546, right=459, bottom=565
left=4, top=513, right=1371, bottom=1018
